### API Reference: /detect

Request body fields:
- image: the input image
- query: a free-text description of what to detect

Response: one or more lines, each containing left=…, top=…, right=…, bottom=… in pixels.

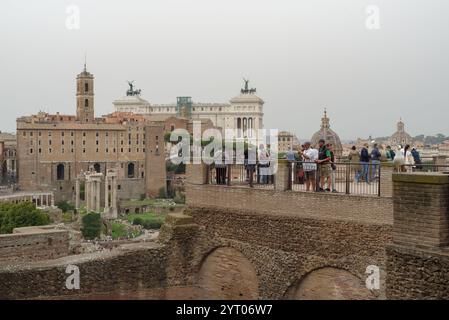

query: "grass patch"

left=111, top=222, right=128, bottom=240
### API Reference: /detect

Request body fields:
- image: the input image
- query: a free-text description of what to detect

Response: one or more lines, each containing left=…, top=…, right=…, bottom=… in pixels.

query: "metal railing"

left=289, top=161, right=381, bottom=196
left=207, top=163, right=275, bottom=189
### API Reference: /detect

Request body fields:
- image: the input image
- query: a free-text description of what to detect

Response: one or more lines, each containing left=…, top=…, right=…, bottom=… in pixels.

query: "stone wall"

left=0, top=226, right=69, bottom=264
left=186, top=184, right=393, bottom=225
left=386, top=173, right=449, bottom=299
left=185, top=206, right=392, bottom=299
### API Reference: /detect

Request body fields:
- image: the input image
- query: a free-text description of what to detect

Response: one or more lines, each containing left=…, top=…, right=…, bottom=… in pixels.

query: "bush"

left=132, top=217, right=144, bottom=226
left=142, top=220, right=162, bottom=230
left=56, top=200, right=75, bottom=213
left=0, top=202, right=51, bottom=234
left=81, top=213, right=102, bottom=240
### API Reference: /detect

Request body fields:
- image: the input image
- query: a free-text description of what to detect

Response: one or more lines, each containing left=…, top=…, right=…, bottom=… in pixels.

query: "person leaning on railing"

left=300, top=142, right=318, bottom=192
left=315, top=139, right=332, bottom=192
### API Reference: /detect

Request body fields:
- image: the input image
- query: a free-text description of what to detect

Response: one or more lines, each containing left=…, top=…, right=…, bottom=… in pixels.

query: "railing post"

left=377, top=164, right=381, bottom=197
left=345, top=163, right=350, bottom=194
left=275, top=160, right=291, bottom=191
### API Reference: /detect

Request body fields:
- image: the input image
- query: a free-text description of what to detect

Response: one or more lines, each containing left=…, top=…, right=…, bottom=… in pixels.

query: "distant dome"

left=310, top=110, right=343, bottom=157
left=389, top=119, right=412, bottom=146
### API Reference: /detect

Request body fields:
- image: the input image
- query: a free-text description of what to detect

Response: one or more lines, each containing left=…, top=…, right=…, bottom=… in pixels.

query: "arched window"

left=84, top=82, right=89, bottom=92
left=93, top=163, right=101, bottom=173
left=56, top=164, right=65, bottom=181
left=128, top=163, right=135, bottom=178
left=85, top=99, right=89, bottom=107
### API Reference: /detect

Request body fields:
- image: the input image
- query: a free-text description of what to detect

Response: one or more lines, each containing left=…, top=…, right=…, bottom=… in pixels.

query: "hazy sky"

left=1, top=0, right=448, bottom=140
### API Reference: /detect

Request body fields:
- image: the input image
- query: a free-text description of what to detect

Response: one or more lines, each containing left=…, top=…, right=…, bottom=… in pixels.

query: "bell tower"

left=76, top=62, right=95, bottom=123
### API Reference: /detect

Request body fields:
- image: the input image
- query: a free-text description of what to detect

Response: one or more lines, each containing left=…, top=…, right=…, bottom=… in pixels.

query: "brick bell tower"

left=76, top=61, right=95, bottom=123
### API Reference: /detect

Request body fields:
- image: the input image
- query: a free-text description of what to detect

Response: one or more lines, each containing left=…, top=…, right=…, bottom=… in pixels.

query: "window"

left=56, top=164, right=65, bottom=180
left=84, top=82, right=89, bottom=92
left=127, top=163, right=135, bottom=178
left=85, top=99, right=89, bottom=107
left=93, top=163, right=101, bottom=173
left=29, top=148, right=33, bottom=154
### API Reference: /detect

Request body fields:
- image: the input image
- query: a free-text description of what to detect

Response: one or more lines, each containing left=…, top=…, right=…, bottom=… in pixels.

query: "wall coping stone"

left=392, top=173, right=449, bottom=184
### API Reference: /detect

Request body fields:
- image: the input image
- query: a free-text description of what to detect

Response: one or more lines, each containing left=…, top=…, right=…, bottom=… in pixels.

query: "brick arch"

left=285, top=267, right=375, bottom=300
left=196, top=247, right=259, bottom=300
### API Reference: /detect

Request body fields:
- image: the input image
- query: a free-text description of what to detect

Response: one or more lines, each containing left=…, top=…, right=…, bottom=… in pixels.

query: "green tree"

left=81, top=213, right=102, bottom=240
left=0, top=202, right=51, bottom=234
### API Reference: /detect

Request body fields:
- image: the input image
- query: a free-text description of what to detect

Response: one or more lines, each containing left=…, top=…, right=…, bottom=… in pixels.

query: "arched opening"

left=197, top=247, right=259, bottom=300
left=285, top=267, right=375, bottom=300
left=127, top=163, right=135, bottom=178
left=56, top=164, right=65, bottom=181
left=84, top=82, right=89, bottom=92
left=93, top=163, right=101, bottom=173
left=85, top=99, right=89, bottom=107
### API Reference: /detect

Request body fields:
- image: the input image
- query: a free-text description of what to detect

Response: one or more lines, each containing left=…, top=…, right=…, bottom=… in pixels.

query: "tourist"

left=214, top=149, right=226, bottom=184
left=394, top=144, right=414, bottom=172
left=360, top=143, right=370, bottom=183
left=411, top=148, right=423, bottom=170
left=370, top=143, right=382, bottom=181
left=327, top=143, right=338, bottom=192
left=315, top=139, right=332, bottom=192
left=349, top=146, right=361, bottom=182
left=300, top=142, right=318, bottom=191
left=258, top=144, right=270, bottom=184
left=386, top=145, right=395, bottom=161
left=244, top=145, right=256, bottom=186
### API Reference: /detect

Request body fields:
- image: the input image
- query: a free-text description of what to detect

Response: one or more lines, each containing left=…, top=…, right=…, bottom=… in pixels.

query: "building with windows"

left=16, top=65, right=166, bottom=203
left=277, top=131, right=300, bottom=153
left=113, top=80, right=265, bottom=138
left=0, top=132, right=17, bottom=186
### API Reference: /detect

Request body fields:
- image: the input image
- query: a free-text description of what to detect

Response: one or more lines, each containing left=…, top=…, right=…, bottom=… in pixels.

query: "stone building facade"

left=113, top=80, right=265, bottom=137
left=0, top=132, right=17, bottom=186
left=16, top=66, right=166, bottom=203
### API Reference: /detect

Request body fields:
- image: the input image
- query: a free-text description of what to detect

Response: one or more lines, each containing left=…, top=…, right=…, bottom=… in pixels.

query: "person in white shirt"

left=394, top=144, right=414, bottom=172
left=300, top=141, right=318, bottom=191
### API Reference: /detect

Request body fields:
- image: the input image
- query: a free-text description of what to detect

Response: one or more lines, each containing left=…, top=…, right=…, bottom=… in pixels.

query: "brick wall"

left=0, top=227, right=69, bottom=264
left=387, top=173, right=449, bottom=299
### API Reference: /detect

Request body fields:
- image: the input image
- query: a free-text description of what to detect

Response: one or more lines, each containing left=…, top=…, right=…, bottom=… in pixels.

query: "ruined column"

left=95, top=180, right=101, bottom=212
left=104, top=176, right=109, bottom=209
left=85, top=179, right=91, bottom=212
left=111, top=174, right=118, bottom=219
left=75, top=178, right=80, bottom=209
left=51, top=193, right=54, bottom=207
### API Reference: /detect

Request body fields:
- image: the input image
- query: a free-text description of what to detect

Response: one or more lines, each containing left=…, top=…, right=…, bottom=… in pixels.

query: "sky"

left=1, top=0, right=448, bottom=140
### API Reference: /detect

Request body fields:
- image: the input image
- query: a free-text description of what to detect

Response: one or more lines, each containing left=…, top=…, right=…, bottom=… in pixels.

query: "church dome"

left=389, top=119, right=412, bottom=146
left=310, top=110, right=343, bottom=157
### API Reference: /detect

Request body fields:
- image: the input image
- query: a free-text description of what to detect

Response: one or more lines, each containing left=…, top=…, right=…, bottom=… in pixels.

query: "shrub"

left=0, top=202, right=51, bottom=234
left=81, top=213, right=102, bottom=240
left=132, top=217, right=144, bottom=226
left=56, top=200, right=75, bottom=213
left=142, top=220, right=162, bottom=230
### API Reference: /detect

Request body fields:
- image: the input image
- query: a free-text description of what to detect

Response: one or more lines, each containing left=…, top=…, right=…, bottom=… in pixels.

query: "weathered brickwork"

left=386, top=173, right=449, bottom=299
left=186, top=184, right=393, bottom=225
left=0, top=227, right=69, bottom=264
left=185, top=206, right=392, bottom=299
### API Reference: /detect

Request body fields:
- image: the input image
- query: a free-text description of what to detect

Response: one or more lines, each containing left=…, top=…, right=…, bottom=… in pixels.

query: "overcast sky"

left=1, top=0, right=448, bottom=140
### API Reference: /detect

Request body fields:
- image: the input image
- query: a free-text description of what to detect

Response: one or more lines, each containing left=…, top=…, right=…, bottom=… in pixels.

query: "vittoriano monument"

left=126, top=80, right=142, bottom=96
left=241, top=78, right=257, bottom=94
